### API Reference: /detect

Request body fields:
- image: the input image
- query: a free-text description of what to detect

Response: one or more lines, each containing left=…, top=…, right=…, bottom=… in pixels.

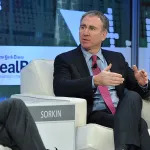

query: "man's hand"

left=93, top=64, right=124, bottom=86
left=132, top=65, right=148, bottom=86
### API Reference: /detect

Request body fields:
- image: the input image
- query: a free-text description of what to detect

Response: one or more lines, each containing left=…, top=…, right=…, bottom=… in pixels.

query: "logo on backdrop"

left=0, top=46, right=75, bottom=85
left=0, top=54, right=29, bottom=73
left=0, top=54, right=29, bottom=85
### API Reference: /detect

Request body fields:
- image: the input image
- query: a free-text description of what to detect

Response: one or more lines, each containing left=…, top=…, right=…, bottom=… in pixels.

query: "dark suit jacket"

left=53, top=45, right=150, bottom=117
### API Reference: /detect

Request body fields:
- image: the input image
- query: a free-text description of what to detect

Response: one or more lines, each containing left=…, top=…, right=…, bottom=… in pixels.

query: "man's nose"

left=83, top=28, right=90, bottom=35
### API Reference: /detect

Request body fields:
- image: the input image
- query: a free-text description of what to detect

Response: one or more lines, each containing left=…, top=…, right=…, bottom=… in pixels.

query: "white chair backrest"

left=21, top=59, right=54, bottom=96
left=20, top=59, right=87, bottom=127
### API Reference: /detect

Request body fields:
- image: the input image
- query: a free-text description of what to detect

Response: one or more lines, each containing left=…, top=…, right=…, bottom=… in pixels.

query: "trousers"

left=0, top=98, right=46, bottom=150
left=87, top=90, right=150, bottom=150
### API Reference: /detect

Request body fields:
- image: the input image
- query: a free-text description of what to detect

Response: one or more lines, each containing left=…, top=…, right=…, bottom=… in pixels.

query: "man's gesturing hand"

left=132, top=65, right=148, bottom=86
left=93, top=64, right=124, bottom=86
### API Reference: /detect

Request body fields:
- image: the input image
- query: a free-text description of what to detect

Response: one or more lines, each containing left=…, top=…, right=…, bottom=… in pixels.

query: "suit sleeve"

left=120, top=53, right=150, bottom=99
left=53, top=55, right=94, bottom=97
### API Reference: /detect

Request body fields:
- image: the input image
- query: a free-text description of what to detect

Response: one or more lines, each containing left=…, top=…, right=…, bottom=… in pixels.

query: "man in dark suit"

left=53, top=10, right=150, bottom=150
left=0, top=98, right=46, bottom=150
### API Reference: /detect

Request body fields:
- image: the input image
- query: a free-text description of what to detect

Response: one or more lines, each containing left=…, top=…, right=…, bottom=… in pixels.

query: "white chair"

left=18, top=59, right=150, bottom=150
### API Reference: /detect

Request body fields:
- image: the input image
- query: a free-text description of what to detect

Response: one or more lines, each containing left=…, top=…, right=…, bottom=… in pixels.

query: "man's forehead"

left=80, top=16, right=102, bottom=26
left=82, top=15, right=100, bottom=20
left=81, top=15, right=101, bottom=23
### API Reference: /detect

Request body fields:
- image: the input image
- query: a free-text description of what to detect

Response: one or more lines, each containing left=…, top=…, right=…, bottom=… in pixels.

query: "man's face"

left=79, top=15, right=107, bottom=52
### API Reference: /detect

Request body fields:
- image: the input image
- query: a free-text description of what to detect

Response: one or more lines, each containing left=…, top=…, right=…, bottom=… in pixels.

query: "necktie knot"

left=92, top=55, right=97, bottom=63
left=92, top=55, right=98, bottom=68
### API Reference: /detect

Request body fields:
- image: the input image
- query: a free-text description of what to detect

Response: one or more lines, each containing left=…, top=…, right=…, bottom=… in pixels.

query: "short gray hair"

left=80, top=10, right=109, bottom=31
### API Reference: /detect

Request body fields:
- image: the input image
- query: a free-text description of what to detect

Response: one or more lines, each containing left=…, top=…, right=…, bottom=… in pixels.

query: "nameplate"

left=28, top=105, right=75, bottom=122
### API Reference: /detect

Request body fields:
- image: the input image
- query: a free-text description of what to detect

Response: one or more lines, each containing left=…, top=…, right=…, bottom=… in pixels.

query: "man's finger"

left=132, top=65, right=138, bottom=73
left=140, top=70, right=148, bottom=78
left=104, top=63, right=112, bottom=71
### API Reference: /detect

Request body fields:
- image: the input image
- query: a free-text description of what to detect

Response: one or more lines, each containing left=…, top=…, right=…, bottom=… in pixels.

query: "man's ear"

left=101, top=30, right=108, bottom=41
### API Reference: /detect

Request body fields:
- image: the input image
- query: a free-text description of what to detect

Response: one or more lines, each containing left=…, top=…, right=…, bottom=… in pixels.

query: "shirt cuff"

left=139, top=83, right=148, bottom=92
left=92, top=76, right=96, bottom=88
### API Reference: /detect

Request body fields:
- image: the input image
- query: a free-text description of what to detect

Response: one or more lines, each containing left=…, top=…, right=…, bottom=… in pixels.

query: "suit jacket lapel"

left=74, top=46, right=90, bottom=77
left=102, top=49, right=120, bottom=73
left=102, top=49, right=123, bottom=94
left=102, top=49, right=114, bottom=72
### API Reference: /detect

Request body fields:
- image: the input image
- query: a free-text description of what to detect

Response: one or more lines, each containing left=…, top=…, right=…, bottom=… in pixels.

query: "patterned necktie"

left=92, top=55, right=116, bottom=114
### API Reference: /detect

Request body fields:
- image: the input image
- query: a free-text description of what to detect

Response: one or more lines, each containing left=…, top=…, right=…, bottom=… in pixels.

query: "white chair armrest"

left=11, top=94, right=87, bottom=127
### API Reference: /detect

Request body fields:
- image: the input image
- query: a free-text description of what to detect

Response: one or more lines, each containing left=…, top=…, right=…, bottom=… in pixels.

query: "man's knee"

left=119, top=90, right=143, bottom=111
left=125, top=90, right=142, bottom=107
left=140, top=118, right=148, bottom=130
left=9, top=98, right=26, bottom=109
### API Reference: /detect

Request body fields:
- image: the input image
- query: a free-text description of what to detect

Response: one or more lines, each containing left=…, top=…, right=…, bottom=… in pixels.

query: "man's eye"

left=80, top=26, right=85, bottom=29
left=90, top=27, right=96, bottom=30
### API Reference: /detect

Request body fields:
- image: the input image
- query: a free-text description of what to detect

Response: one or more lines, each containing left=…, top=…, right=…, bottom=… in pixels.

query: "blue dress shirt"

left=81, top=47, right=119, bottom=111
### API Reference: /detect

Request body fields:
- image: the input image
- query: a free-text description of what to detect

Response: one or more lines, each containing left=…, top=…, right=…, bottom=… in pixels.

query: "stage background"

left=0, top=0, right=149, bottom=100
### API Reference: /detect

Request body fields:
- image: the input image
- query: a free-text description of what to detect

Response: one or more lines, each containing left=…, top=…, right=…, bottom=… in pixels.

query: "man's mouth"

left=82, top=39, right=90, bottom=42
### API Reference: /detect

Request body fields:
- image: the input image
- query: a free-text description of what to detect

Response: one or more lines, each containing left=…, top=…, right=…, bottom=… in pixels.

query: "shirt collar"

left=81, top=46, right=105, bottom=63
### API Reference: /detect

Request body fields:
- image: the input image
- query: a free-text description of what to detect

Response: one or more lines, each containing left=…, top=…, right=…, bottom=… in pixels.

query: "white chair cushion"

left=76, top=124, right=114, bottom=150
left=142, top=100, right=150, bottom=129
left=76, top=124, right=150, bottom=150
